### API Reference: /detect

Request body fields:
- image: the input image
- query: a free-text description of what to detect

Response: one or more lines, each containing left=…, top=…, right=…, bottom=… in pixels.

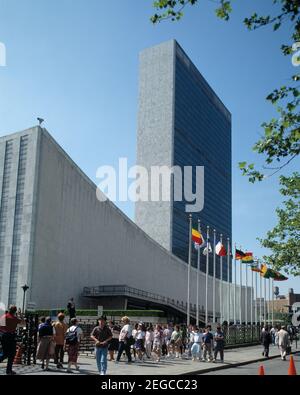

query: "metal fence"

left=223, top=325, right=261, bottom=348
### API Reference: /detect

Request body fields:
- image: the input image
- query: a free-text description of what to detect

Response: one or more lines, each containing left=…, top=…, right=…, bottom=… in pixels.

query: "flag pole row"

left=187, top=215, right=288, bottom=327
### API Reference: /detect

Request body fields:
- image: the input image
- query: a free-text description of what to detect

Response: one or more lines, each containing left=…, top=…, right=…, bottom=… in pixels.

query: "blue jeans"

left=95, top=347, right=108, bottom=374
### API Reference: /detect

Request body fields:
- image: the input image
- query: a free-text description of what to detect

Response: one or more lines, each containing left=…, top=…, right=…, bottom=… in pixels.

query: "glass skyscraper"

left=136, top=40, right=232, bottom=281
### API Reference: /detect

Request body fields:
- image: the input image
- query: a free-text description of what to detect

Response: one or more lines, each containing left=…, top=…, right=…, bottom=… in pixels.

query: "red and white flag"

left=215, top=242, right=227, bottom=256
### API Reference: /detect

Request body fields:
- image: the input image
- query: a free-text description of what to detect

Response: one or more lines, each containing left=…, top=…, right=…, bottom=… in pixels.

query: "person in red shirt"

left=0, top=305, right=22, bottom=375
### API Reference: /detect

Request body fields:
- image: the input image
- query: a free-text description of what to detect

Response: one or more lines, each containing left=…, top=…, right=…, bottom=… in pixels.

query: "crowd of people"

left=0, top=303, right=298, bottom=376
left=0, top=305, right=226, bottom=375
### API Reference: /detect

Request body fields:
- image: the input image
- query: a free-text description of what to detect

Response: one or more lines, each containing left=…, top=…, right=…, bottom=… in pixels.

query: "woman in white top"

left=145, top=326, right=154, bottom=359
left=190, top=326, right=203, bottom=361
left=131, top=323, right=139, bottom=360
left=135, top=323, right=146, bottom=361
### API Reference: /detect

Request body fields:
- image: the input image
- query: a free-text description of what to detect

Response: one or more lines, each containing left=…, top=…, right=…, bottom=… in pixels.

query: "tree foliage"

left=260, top=173, right=300, bottom=276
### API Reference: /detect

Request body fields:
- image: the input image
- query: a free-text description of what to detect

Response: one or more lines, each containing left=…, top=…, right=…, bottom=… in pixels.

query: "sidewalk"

left=1, top=344, right=299, bottom=375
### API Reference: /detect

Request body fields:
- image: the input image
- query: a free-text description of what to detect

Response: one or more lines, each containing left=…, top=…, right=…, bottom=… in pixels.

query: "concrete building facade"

left=0, top=127, right=250, bottom=322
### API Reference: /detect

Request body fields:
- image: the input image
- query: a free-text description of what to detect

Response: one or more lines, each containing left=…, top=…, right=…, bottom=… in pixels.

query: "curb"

left=183, top=350, right=299, bottom=375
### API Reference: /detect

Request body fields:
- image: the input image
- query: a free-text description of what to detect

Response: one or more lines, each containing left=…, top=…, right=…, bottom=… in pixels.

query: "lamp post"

left=22, top=284, right=29, bottom=314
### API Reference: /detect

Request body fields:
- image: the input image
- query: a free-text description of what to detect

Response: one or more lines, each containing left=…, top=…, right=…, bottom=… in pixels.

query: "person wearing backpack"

left=65, top=318, right=83, bottom=373
left=36, top=316, right=56, bottom=371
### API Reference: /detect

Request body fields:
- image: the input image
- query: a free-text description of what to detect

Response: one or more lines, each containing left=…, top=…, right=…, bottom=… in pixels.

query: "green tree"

left=260, top=173, right=300, bottom=276
left=151, top=0, right=300, bottom=275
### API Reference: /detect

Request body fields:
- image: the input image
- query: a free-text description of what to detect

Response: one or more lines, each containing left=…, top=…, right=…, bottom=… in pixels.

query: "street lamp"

left=22, top=284, right=29, bottom=314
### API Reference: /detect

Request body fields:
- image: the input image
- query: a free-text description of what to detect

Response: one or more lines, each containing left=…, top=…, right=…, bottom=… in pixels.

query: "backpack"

left=65, top=327, right=78, bottom=345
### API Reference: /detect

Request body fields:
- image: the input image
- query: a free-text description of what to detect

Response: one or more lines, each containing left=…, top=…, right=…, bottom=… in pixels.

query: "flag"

left=203, top=241, right=212, bottom=256
left=235, top=249, right=246, bottom=260
left=215, top=242, right=227, bottom=257
left=273, top=271, right=288, bottom=281
left=251, top=264, right=262, bottom=273
left=242, top=252, right=254, bottom=264
left=260, top=264, right=273, bottom=279
left=192, top=229, right=204, bottom=247
left=260, top=264, right=288, bottom=281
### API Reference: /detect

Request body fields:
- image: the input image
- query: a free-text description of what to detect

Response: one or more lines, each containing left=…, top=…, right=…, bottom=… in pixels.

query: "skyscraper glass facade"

left=172, top=44, right=232, bottom=281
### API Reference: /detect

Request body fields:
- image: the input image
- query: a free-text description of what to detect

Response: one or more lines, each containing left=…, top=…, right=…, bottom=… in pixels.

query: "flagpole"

left=196, top=219, right=201, bottom=326
left=268, top=278, right=271, bottom=325
left=255, top=270, right=258, bottom=326
left=213, top=229, right=216, bottom=324
left=227, top=237, right=230, bottom=324
left=205, top=226, right=210, bottom=325
left=245, top=263, right=248, bottom=325
left=187, top=214, right=192, bottom=327
left=264, top=277, right=267, bottom=327
left=251, top=268, right=253, bottom=326
left=272, top=279, right=274, bottom=326
left=234, top=244, right=237, bottom=325
left=260, top=262, right=262, bottom=325
left=220, top=234, right=223, bottom=324
left=239, top=250, right=242, bottom=325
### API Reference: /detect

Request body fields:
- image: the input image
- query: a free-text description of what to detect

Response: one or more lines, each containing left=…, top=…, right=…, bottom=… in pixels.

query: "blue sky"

left=0, top=0, right=299, bottom=294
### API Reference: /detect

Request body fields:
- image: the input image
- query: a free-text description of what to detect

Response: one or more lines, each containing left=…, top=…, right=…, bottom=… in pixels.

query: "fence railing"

left=83, top=285, right=209, bottom=322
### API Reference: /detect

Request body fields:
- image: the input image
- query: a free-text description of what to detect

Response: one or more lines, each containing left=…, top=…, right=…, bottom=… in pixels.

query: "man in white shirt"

left=277, top=326, right=290, bottom=361
left=116, top=316, right=133, bottom=363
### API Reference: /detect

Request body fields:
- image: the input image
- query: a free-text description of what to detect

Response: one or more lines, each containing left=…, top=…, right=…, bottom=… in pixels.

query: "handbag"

left=286, top=346, right=292, bottom=355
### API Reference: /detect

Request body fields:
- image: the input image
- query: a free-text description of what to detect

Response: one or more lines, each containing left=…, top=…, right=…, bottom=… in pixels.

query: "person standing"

left=163, top=323, right=173, bottom=358
left=171, top=325, right=182, bottom=359
left=152, top=324, right=163, bottom=362
left=278, top=326, right=290, bottom=361
left=53, top=313, right=68, bottom=369
left=202, top=326, right=214, bottom=362
left=67, top=298, right=76, bottom=320
left=91, top=316, right=112, bottom=375
left=261, top=326, right=272, bottom=358
left=116, top=316, right=133, bottom=363
left=190, top=327, right=203, bottom=362
left=135, top=323, right=146, bottom=362
left=107, top=321, right=120, bottom=362
left=213, top=325, right=225, bottom=363
left=145, top=326, right=154, bottom=359
left=270, top=326, right=276, bottom=345
left=36, top=317, right=55, bottom=371
left=0, top=305, right=22, bottom=375
left=65, top=317, right=83, bottom=373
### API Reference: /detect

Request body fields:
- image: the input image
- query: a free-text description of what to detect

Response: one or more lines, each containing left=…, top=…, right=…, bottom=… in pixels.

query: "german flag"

left=235, top=249, right=246, bottom=260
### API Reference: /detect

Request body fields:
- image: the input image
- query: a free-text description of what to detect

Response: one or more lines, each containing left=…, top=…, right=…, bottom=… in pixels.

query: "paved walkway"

left=0, top=344, right=298, bottom=375
left=203, top=353, right=300, bottom=375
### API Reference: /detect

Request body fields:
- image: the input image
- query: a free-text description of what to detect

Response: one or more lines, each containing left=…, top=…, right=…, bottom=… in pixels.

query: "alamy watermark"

left=0, top=42, right=6, bottom=67
left=96, top=158, right=205, bottom=213
left=292, top=42, right=300, bottom=67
